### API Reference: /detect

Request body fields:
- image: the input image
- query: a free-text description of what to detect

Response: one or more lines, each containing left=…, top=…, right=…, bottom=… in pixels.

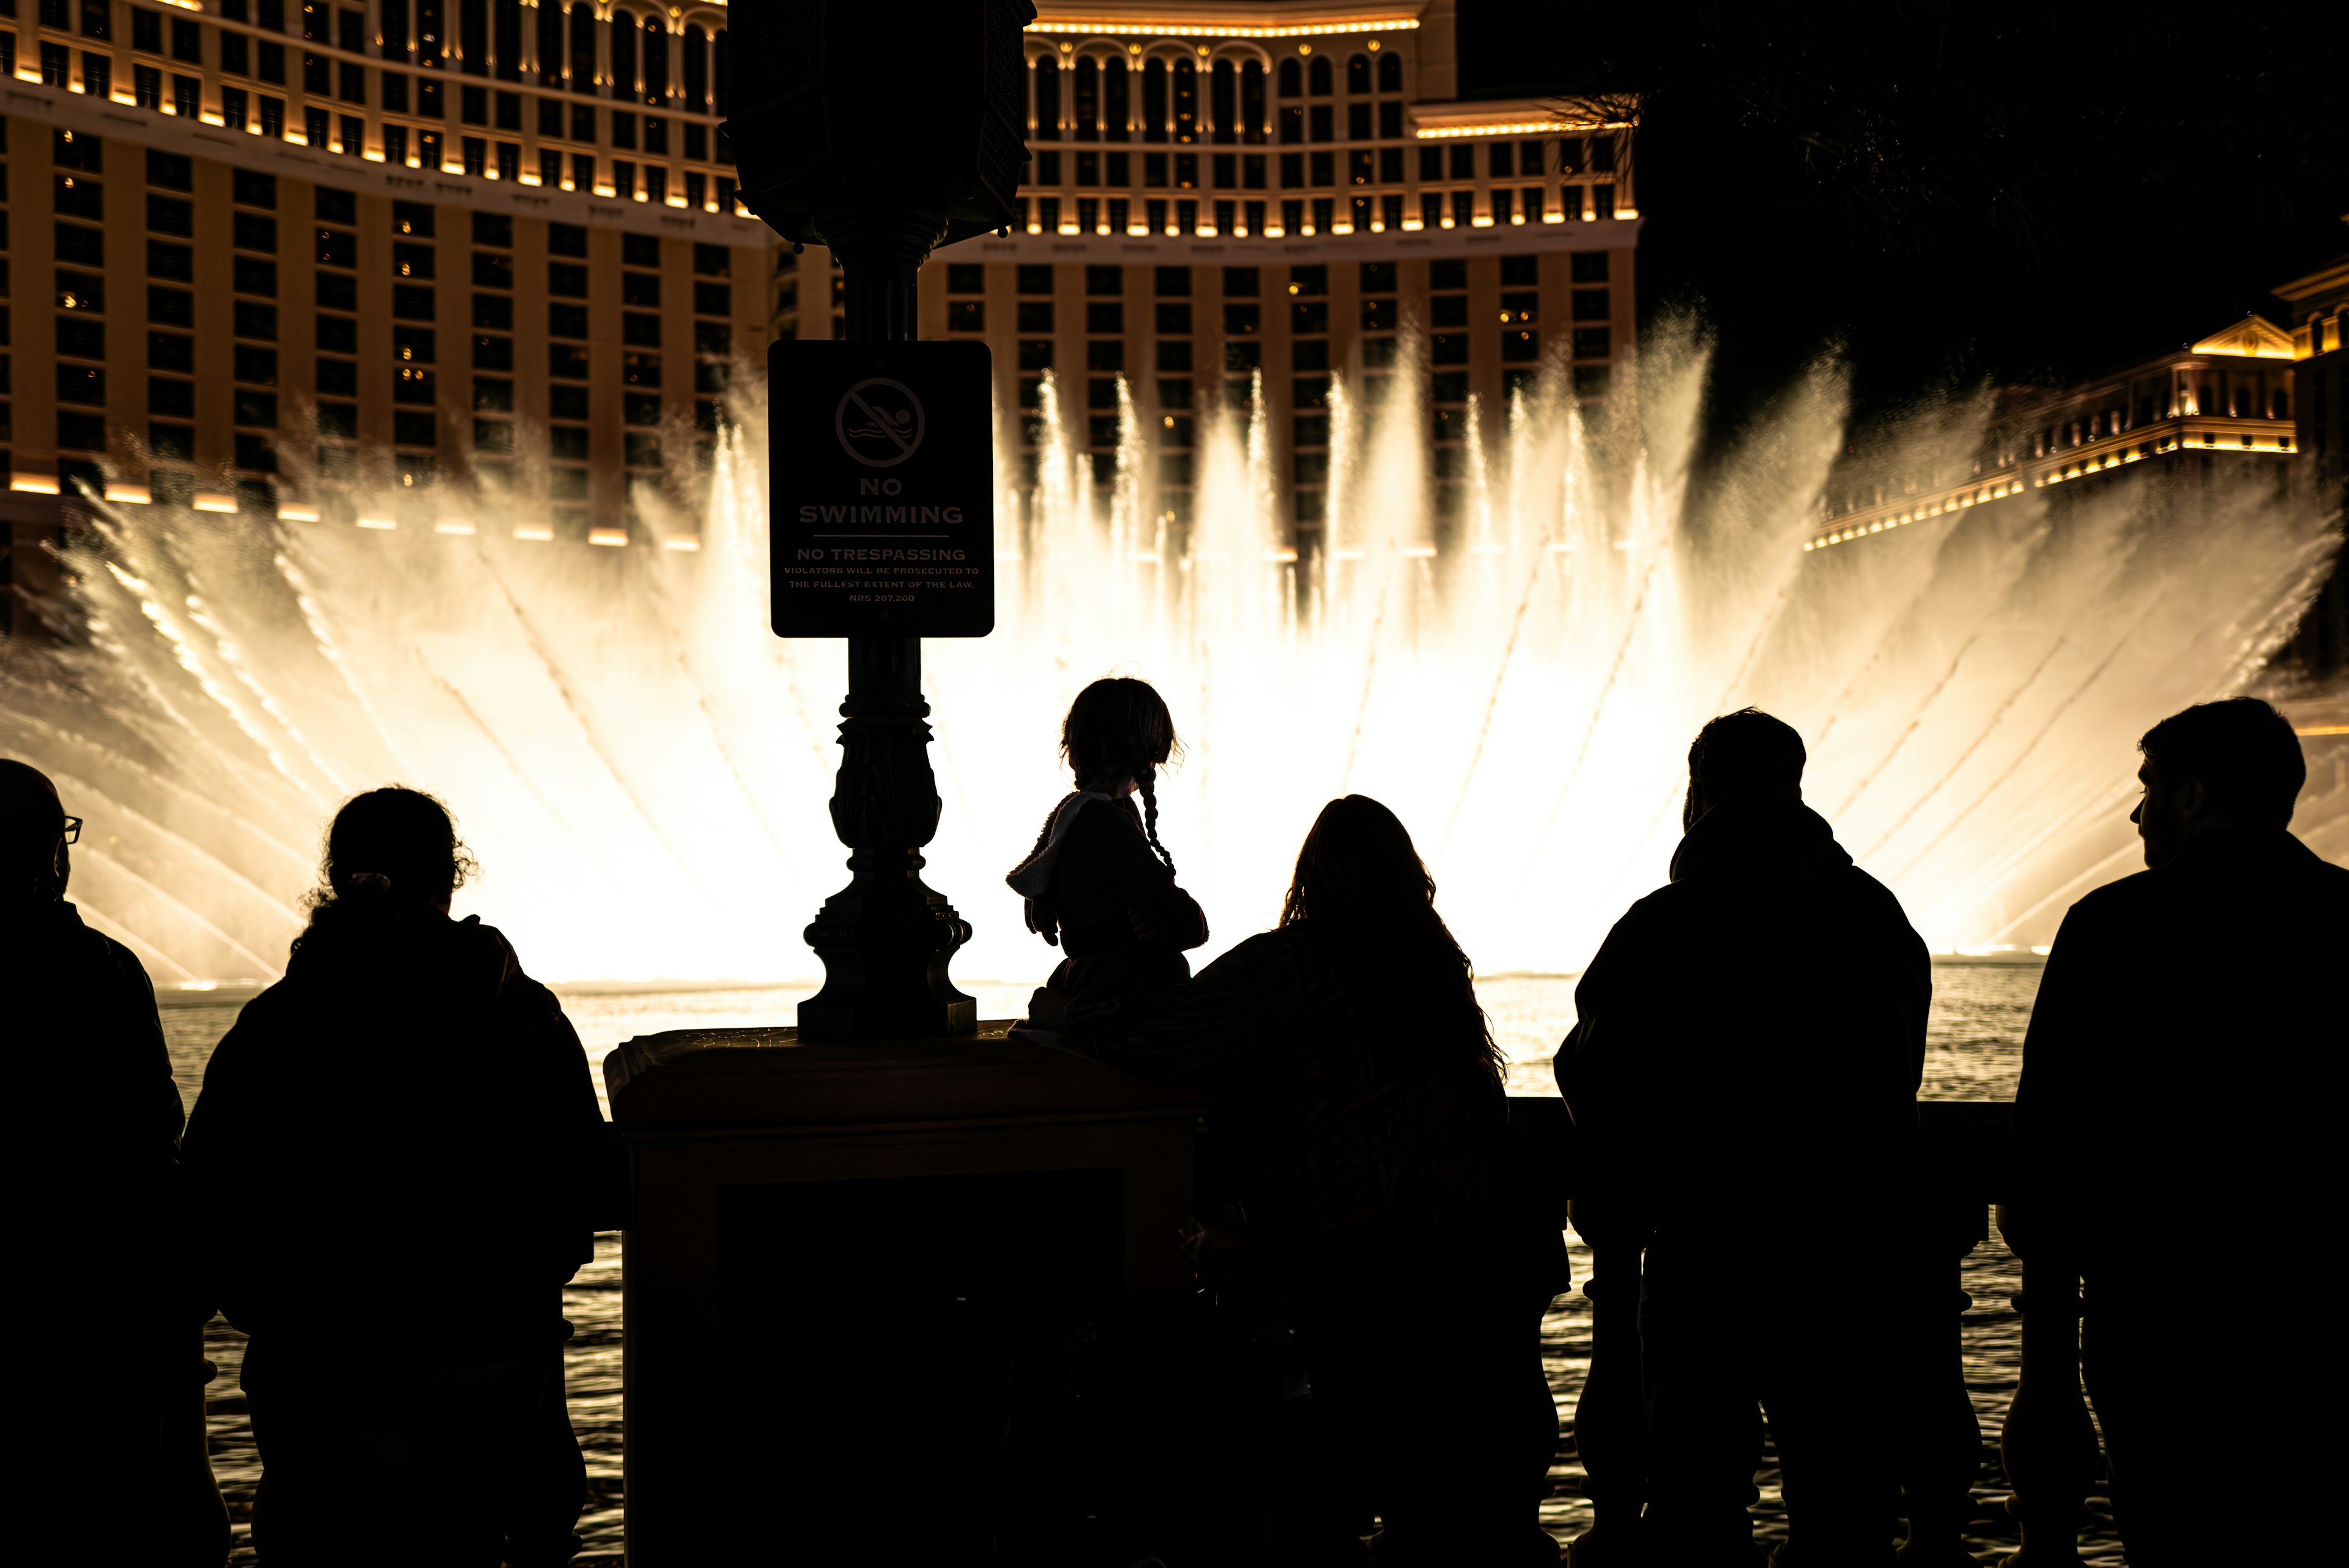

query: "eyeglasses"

left=61, top=816, right=83, bottom=844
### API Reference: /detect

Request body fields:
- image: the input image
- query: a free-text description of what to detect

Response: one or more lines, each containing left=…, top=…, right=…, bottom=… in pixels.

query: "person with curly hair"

left=182, top=786, right=618, bottom=1567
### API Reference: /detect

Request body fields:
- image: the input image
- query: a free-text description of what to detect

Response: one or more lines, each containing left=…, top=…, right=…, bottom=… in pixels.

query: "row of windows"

left=951, top=292, right=1609, bottom=337
left=1034, top=139, right=1616, bottom=193
left=940, top=258, right=1608, bottom=297
left=25, top=0, right=728, bottom=111
left=1030, top=48, right=1408, bottom=146
left=1022, top=184, right=1623, bottom=239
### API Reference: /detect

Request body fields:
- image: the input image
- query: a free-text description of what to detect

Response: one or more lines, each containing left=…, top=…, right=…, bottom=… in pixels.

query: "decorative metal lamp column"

left=727, top=0, right=1033, bottom=1038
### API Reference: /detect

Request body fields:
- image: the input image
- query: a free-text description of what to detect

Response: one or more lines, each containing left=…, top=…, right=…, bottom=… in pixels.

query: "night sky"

left=1458, top=0, right=2349, bottom=442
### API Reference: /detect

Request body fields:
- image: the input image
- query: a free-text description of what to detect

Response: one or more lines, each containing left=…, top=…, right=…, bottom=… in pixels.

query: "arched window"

left=1073, top=54, right=1099, bottom=140
left=1277, top=57, right=1300, bottom=97
left=1033, top=54, right=1060, bottom=140
left=1173, top=56, right=1196, bottom=144
left=1378, top=51, right=1401, bottom=92
left=492, top=0, right=520, bottom=81
left=2271, top=387, right=2290, bottom=419
left=1142, top=58, right=1167, bottom=143
left=1308, top=56, right=1331, bottom=95
left=712, top=28, right=726, bottom=116
left=682, top=23, right=707, bottom=112
left=2233, top=386, right=2252, bottom=417
left=1210, top=59, right=1234, bottom=145
left=535, top=0, right=561, bottom=80
left=643, top=23, right=668, bottom=105
left=1103, top=55, right=1129, bottom=141
left=611, top=10, right=637, bottom=102
left=1346, top=53, right=1369, bottom=94
left=570, top=2, right=598, bottom=95
left=1242, top=61, right=1266, bottom=143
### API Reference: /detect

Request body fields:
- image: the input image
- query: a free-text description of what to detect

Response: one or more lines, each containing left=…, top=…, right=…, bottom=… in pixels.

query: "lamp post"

left=728, top=0, right=1033, bottom=1038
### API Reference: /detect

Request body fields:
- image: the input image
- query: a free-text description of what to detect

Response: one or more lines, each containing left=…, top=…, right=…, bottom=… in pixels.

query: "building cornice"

left=4, top=80, right=771, bottom=244
left=1029, top=2, right=1423, bottom=38
left=1408, top=97, right=1638, bottom=138
left=936, top=214, right=1642, bottom=264
left=2272, top=254, right=2349, bottom=304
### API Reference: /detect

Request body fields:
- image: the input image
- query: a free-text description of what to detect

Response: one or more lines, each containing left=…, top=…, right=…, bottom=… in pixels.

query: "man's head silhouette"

left=1683, top=708, right=1805, bottom=830
left=2132, top=697, right=2304, bottom=867
left=0, top=759, right=70, bottom=901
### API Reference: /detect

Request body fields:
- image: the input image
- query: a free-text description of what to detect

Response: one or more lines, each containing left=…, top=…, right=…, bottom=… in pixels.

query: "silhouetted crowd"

left=3, top=689, right=2339, bottom=1567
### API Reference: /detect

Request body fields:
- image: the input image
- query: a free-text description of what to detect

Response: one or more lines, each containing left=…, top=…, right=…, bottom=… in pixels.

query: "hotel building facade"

left=773, top=0, right=1644, bottom=547
left=1807, top=316, right=2309, bottom=554
left=2, top=0, right=770, bottom=633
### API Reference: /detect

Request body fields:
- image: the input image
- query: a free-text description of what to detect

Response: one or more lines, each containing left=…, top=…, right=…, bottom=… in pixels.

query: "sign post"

left=729, top=0, right=1033, bottom=1038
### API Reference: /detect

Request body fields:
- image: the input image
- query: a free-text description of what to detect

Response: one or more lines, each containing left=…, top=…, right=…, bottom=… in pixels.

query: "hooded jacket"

left=182, top=905, right=613, bottom=1364
left=1556, top=797, right=1930, bottom=1234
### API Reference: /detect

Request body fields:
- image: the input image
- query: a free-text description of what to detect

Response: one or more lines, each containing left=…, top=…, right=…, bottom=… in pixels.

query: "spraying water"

left=2, top=324, right=2336, bottom=986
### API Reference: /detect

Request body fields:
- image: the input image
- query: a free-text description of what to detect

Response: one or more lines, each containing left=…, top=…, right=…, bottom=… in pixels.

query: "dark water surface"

left=163, top=963, right=2119, bottom=1564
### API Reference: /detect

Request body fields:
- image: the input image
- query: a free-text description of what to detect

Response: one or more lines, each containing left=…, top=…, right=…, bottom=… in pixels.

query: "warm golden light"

left=1026, top=16, right=1418, bottom=39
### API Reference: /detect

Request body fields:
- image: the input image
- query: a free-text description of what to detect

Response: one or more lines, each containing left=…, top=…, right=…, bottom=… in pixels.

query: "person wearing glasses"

left=2, top=759, right=229, bottom=1564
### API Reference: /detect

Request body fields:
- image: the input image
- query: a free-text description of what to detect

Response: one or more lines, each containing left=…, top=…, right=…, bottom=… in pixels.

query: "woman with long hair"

left=183, top=787, right=615, bottom=1567
left=1007, top=676, right=1209, bottom=1024
left=1061, top=795, right=1561, bottom=1565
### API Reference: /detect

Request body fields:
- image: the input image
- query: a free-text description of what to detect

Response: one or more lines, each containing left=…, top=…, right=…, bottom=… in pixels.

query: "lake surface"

left=161, top=962, right=2120, bottom=1564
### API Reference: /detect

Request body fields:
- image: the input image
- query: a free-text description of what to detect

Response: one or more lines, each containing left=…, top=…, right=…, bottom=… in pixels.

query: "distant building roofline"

left=1030, top=1, right=1428, bottom=39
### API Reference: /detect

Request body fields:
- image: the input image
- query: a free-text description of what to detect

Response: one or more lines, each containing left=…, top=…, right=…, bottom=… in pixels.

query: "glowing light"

left=278, top=504, right=322, bottom=522
left=104, top=485, right=155, bottom=504
left=194, top=494, right=240, bottom=514
left=356, top=516, right=397, bottom=530
left=1398, top=544, right=1438, bottom=558
left=1026, top=15, right=1419, bottom=38
left=1416, top=120, right=1633, bottom=140
left=588, top=527, right=631, bottom=547
left=435, top=519, right=479, bottom=536
left=2296, top=724, right=2349, bottom=737
left=200, top=110, right=226, bottom=125
left=514, top=523, right=556, bottom=541
left=662, top=535, right=702, bottom=551
left=1263, top=548, right=1299, bottom=563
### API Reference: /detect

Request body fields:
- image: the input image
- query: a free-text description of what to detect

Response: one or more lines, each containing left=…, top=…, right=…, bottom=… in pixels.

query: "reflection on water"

left=161, top=964, right=2118, bottom=1564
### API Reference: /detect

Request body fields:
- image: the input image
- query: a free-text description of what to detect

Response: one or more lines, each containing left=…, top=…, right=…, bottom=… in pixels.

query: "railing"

left=1505, top=1096, right=2100, bottom=1561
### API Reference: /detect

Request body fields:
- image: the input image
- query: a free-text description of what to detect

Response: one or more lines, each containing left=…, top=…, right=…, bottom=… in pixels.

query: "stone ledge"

left=607, top=1017, right=1204, bottom=1132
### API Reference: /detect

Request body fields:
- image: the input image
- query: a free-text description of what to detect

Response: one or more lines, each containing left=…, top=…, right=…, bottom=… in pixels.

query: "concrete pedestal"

left=606, top=1021, right=1204, bottom=1565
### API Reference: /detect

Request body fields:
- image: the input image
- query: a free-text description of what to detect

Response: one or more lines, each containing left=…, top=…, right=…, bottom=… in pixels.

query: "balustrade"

left=1493, top=1098, right=2105, bottom=1563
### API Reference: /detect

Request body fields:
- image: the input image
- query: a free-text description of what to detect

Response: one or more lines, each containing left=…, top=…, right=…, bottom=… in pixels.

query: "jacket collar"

left=1668, top=797, right=1855, bottom=886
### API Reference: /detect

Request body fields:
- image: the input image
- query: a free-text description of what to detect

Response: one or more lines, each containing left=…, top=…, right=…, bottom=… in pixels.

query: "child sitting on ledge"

left=1008, top=677, right=1208, bottom=1031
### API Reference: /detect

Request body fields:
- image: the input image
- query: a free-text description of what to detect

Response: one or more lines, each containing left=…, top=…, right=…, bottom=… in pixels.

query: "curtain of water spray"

left=4, top=330, right=2336, bottom=985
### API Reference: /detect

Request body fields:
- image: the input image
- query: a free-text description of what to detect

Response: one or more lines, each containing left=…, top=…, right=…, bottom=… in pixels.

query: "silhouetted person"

left=2013, top=698, right=2345, bottom=1566
left=182, top=787, right=614, bottom=1566
left=1556, top=709, right=1929, bottom=1567
left=1058, top=795, right=1563, bottom=1566
left=1009, top=677, right=1209, bottom=1024
left=2, top=759, right=228, bottom=1564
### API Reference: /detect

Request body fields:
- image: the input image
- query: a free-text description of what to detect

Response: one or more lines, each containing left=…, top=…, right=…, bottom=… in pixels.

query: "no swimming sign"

left=768, top=340, right=996, bottom=638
